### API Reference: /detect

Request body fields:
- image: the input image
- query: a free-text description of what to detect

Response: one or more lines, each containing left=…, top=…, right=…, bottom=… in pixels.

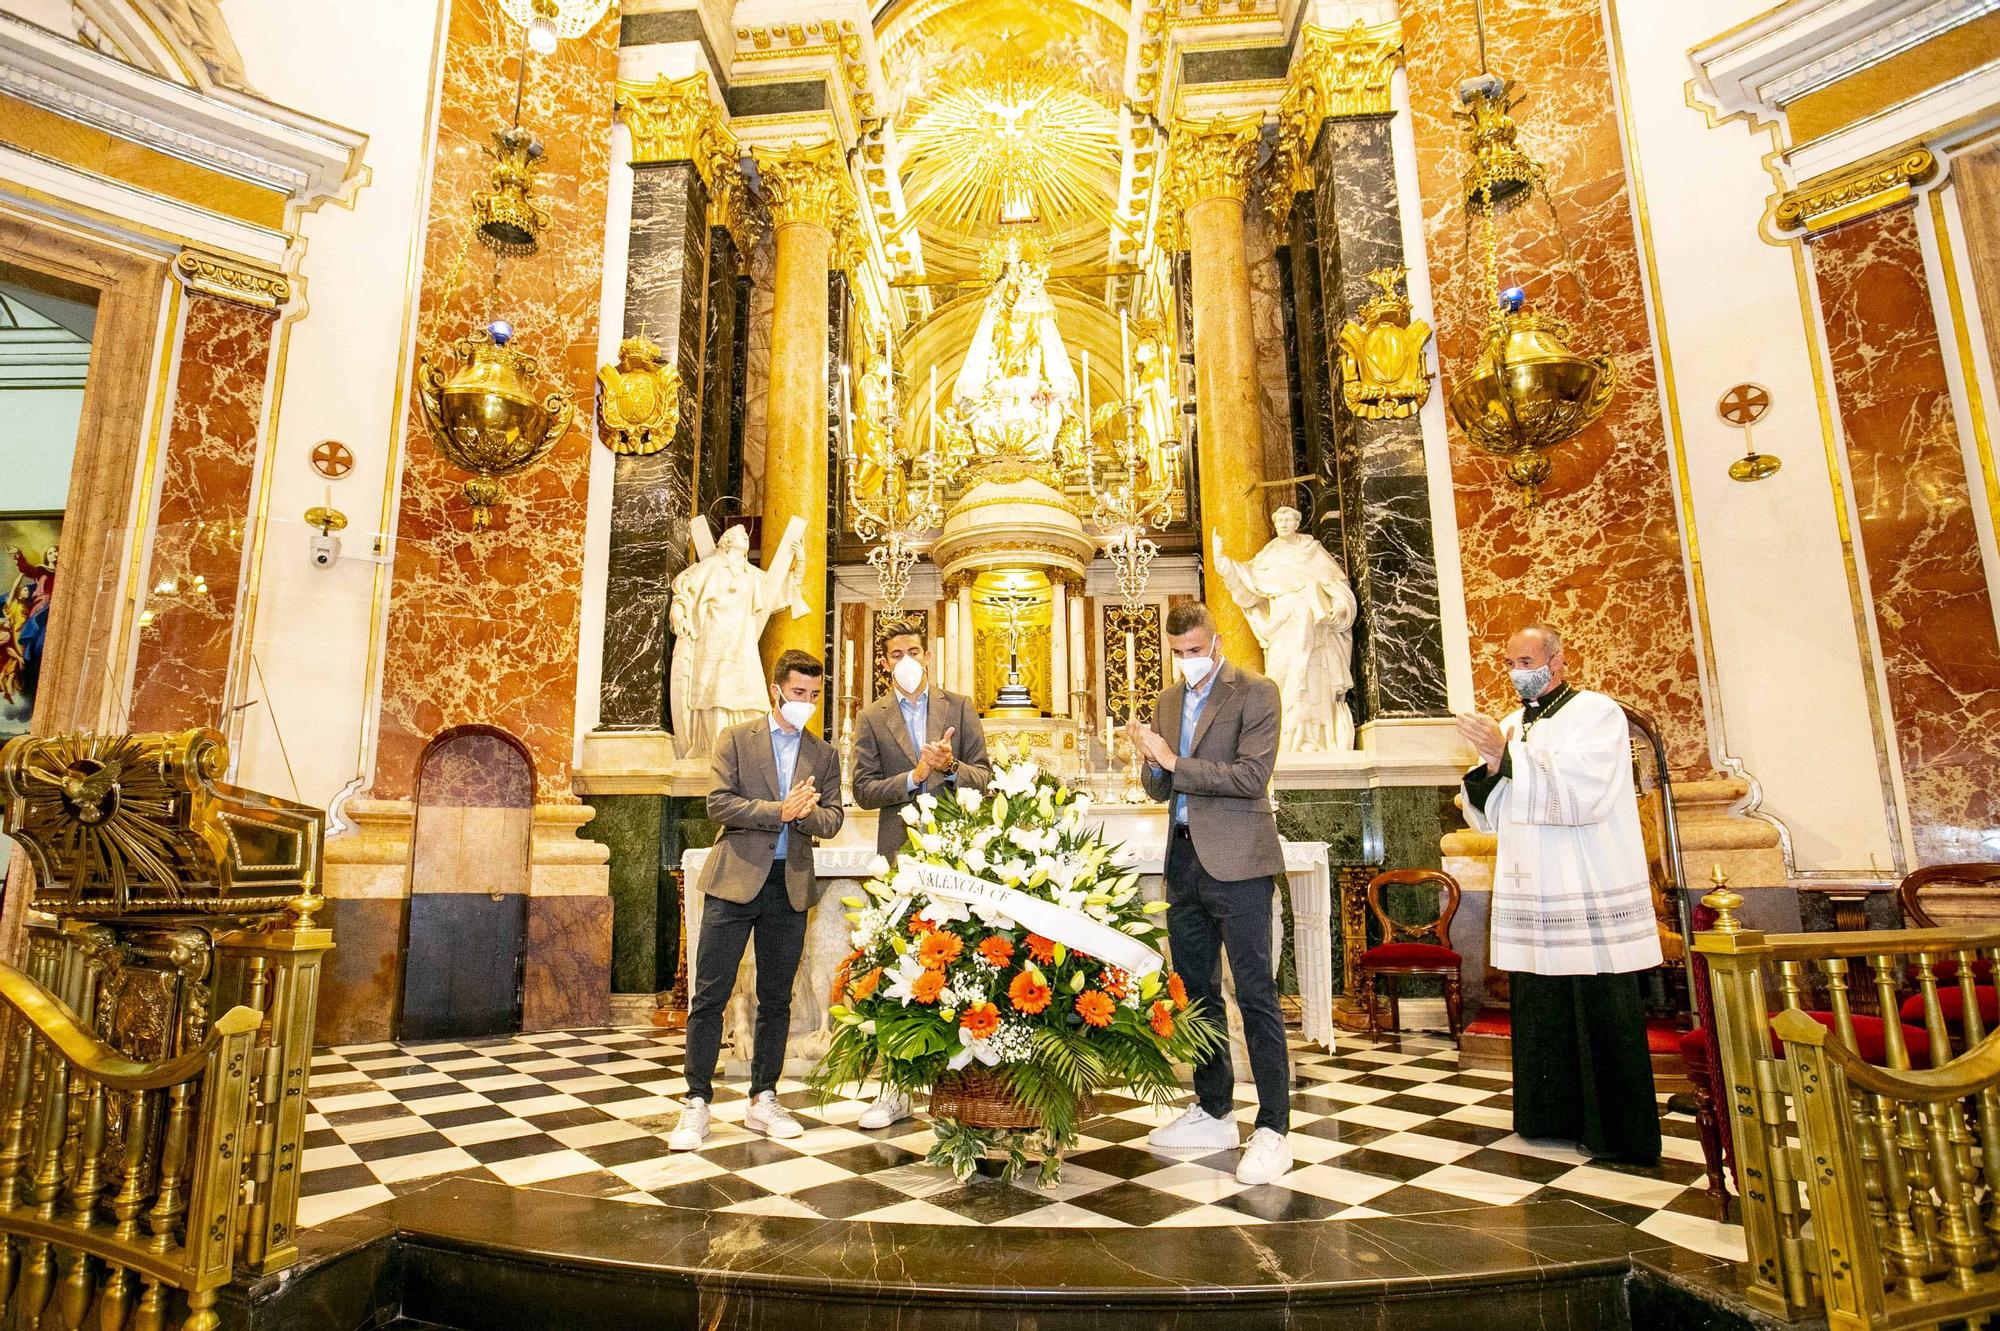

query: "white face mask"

left=1174, top=653, right=1215, bottom=688
left=891, top=655, right=925, bottom=695
left=778, top=699, right=816, bottom=730
left=1509, top=664, right=1554, bottom=702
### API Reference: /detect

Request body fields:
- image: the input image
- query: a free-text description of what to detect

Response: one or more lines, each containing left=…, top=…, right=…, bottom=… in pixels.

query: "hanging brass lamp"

left=473, top=126, right=550, bottom=257
left=1444, top=9, right=1615, bottom=508
left=418, top=320, right=575, bottom=530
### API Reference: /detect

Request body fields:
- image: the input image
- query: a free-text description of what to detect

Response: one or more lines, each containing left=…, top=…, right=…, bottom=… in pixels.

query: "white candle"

left=1081, top=348, right=1090, bottom=437
left=1120, top=311, right=1132, bottom=399
left=1103, top=715, right=1113, bottom=752
left=929, top=364, right=938, bottom=449
left=1124, top=628, right=1136, bottom=696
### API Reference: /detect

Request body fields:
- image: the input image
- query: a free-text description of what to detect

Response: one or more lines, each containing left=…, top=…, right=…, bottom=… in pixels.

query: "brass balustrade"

left=1697, top=884, right=2000, bottom=1329
left=0, top=730, right=330, bottom=1330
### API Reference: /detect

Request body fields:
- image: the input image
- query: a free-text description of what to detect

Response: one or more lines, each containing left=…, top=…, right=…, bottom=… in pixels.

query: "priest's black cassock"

left=1463, top=682, right=1663, bottom=1164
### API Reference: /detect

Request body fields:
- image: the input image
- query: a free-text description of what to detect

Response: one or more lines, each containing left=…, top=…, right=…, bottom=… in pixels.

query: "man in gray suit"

left=847, top=615, right=991, bottom=1127
left=670, top=649, right=844, bottom=1151
left=1127, top=601, right=1293, bottom=1186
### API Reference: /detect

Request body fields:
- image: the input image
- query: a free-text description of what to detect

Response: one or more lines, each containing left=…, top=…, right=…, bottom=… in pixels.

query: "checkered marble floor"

left=300, top=1026, right=1746, bottom=1261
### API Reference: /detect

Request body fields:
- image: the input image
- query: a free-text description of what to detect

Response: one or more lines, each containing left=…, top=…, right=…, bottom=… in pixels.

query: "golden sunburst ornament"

left=1, top=732, right=198, bottom=914
left=898, top=57, right=1119, bottom=236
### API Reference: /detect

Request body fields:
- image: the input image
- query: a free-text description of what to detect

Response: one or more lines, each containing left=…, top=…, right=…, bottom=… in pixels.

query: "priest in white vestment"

left=1456, top=623, right=1663, bottom=1165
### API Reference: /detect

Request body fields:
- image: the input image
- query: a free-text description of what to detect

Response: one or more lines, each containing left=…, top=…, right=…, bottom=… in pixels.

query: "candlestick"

left=1124, top=628, right=1136, bottom=697
left=929, top=364, right=938, bottom=451
left=1081, top=348, right=1090, bottom=440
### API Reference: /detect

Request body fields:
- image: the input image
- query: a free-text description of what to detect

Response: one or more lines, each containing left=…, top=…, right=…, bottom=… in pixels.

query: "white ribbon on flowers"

left=898, top=862, right=1161, bottom=976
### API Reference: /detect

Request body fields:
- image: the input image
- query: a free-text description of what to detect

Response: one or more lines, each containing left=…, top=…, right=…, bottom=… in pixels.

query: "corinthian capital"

left=751, top=140, right=860, bottom=238
left=1158, top=113, right=1265, bottom=249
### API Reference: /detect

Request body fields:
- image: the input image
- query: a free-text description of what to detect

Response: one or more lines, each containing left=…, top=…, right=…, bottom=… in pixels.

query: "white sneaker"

left=1235, top=1127, right=1293, bottom=1186
left=858, top=1088, right=913, bottom=1130
left=1146, top=1104, right=1241, bottom=1151
left=668, top=1098, right=710, bottom=1152
left=745, top=1091, right=804, bottom=1140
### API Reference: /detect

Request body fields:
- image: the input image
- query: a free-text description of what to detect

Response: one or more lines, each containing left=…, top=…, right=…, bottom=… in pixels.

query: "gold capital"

left=617, top=74, right=757, bottom=253
left=173, top=249, right=290, bottom=310
left=1267, top=20, right=1403, bottom=220
left=752, top=140, right=861, bottom=264
left=1158, top=113, right=1264, bottom=249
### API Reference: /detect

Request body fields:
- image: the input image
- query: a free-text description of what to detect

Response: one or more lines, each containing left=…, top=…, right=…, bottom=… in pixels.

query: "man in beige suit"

left=670, top=649, right=844, bottom=1151
left=1127, top=601, right=1293, bottom=1186
left=847, top=616, right=992, bottom=1127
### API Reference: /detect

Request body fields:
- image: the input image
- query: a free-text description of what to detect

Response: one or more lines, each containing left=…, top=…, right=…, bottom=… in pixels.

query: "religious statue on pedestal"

left=1212, top=507, right=1358, bottom=754
left=950, top=234, right=1079, bottom=470
left=667, top=518, right=807, bottom=759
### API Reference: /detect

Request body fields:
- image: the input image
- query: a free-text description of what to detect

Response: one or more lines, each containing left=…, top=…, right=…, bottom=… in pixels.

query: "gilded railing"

left=1697, top=880, right=2000, bottom=1330
left=0, top=730, right=330, bottom=1330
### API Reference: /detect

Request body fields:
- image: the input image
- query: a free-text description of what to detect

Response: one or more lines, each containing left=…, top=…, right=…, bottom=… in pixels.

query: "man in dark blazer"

left=848, top=615, right=991, bottom=1127
left=1127, top=601, right=1293, bottom=1186
left=671, top=649, right=844, bottom=1151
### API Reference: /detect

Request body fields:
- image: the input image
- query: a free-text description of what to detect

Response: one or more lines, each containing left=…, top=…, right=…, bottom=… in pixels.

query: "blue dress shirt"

left=1171, top=659, right=1222, bottom=825
left=769, top=714, right=802, bottom=861
left=898, top=690, right=928, bottom=793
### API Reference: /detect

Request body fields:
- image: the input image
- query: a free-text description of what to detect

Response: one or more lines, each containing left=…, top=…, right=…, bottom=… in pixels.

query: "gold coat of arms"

left=1337, top=267, right=1433, bottom=420
left=596, top=332, right=681, bottom=456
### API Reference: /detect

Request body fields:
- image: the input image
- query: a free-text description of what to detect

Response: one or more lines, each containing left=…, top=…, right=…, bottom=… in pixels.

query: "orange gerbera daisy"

left=1007, top=971, right=1052, bottom=1014
left=907, top=913, right=936, bottom=935
left=1168, top=972, right=1189, bottom=1011
left=911, top=969, right=946, bottom=1004
left=1074, top=990, right=1116, bottom=1028
left=918, top=931, right=964, bottom=970
left=978, top=936, right=1015, bottom=967
left=1098, top=967, right=1130, bottom=999
left=1149, top=1000, right=1175, bottom=1038
left=1025, top=933, right=1057, bottom=964
left=850, top=967, right=883, bottom=1001
left=960, top=1002, right=1001, bottom=1040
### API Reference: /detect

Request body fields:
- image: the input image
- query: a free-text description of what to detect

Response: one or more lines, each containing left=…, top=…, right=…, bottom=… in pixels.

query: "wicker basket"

left=926, top=1068, right=1095, bottom=1131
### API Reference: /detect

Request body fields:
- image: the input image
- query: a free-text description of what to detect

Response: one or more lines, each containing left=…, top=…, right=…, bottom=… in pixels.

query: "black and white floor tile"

left=300, top=1027, right=1745, bottom=1261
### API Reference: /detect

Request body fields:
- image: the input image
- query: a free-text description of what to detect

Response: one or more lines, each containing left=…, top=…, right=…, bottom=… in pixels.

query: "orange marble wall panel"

left=370, top=1, right=616, bottom=802
left=128, top=293, right=276, bottom=732
left=1814, top=208, right=2000, bottom=864
left=1403, top=0, right=1710, bottom=776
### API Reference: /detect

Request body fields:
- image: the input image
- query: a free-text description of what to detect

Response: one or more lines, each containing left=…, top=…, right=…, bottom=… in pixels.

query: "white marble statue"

left=667, top=517, right=806, bottom=759
left=1213, top=506, right=1358, bottom=754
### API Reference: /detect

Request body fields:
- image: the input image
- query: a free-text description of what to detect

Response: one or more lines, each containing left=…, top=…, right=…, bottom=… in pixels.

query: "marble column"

left=956, top=580, right=976, bottom=698
left=753, top=141, right=853, bottom=701
left=597, top=158, right=709, bottom=731
left=1296, top=117, right=1448, bottom=721
left=1174, top=114, right=1270, bottom=671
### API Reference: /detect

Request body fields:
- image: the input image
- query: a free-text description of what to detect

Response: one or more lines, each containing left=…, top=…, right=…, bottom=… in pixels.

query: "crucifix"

left=985, top=589, right=1042, bottom=717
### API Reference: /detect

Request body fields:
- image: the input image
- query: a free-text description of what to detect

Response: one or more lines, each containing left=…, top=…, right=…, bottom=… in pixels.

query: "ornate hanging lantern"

left=1444, top=6, right=1615, bottom=507
left=473, top=126, right=550, bottom=257
left=418, top=321, right=575, bottom=530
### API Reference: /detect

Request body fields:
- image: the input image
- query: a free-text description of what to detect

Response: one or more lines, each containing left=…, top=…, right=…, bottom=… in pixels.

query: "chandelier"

left=841, top=337, right=942, bottom=614
left=1442, top=0, right=1615, bottom=507
left=498, top=0, right=612, bottom=54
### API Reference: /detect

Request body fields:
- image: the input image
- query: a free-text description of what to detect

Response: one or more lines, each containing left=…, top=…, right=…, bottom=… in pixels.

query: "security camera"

left=309, top=531, right=341, bottom=569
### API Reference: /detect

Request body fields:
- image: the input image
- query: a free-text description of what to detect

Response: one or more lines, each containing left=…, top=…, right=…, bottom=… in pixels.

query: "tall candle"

left=1120, top=311, right=1132, bottom=398
left=1103, top=715, right=1113, bottom=753
left=844, top=641, right=855, bottom=698
left=929, top=364, right=938, bottom=450
left=1081, top=347, right=1090, bottom=436
left=1124, top=628, right=1136, bottom=697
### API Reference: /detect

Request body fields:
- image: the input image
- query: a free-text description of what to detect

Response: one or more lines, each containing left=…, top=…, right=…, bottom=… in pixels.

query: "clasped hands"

left=1453, top=712, right=1513, bottom=775
left=1125, top=718, right=1175, bottom=771
left=779, top=774, right=820, bottom=822
left=911, top=726, right=958, bottom=784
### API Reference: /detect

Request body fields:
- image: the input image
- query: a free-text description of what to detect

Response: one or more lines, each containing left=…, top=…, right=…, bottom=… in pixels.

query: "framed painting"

left=0, top=511, right=60, bottom=738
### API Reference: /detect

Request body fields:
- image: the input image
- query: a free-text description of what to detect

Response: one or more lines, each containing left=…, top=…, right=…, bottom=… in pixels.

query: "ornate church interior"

left=2, top=0, right=2000, bottom=1326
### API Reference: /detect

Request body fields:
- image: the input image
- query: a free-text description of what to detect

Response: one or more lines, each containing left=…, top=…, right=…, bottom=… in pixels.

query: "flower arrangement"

left=810, top=749, right=1221, bottom=1183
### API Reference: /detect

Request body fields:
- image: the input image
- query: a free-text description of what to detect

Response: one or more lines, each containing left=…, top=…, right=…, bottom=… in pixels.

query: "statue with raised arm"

left=668, top=519, right=806, bottom=759
left=1212, top=507, right=1357, bottom=754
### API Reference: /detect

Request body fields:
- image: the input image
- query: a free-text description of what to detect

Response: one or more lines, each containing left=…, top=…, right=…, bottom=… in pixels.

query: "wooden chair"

left=1898, top=862, right=2000, bottom=930
left=1356, top=869, right=1464, bottom=1042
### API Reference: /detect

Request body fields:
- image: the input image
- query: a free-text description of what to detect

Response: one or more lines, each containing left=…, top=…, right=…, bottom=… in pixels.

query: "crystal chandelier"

left=1443, top=0, right=1615, bottom=507
left=841, top=342, right=942, bottom=614
left=498, top=0, right=612, bottom=54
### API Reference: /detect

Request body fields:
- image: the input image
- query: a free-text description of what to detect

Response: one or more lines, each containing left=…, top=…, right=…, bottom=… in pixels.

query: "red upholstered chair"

left=1898, top=864, right=2000, bottom=982
left=1357, top=869, right=1464, bottom=1042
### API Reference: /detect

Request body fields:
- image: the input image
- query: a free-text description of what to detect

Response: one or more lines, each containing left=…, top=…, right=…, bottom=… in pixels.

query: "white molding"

left=1691, top=0, right=1999, bottom=127
left=0, top=12, right=365, bottom=213
left=0, top=144, right=288, bottom=265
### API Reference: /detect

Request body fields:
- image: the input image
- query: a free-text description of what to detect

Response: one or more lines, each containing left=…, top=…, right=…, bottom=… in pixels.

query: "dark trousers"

left=1165, top=830, right=1290, bottom=1133
left=1510, top=970, right=1662, bottom=1164
left=683, top=865, right=809, bottom=1102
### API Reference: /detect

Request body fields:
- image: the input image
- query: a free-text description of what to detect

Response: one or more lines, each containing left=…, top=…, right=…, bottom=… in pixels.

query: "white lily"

left=959, top=788, right=983, bottom=813
left=882, top=951, right=929, bottom=1005
left=917, top=894, right=970, bottom=928
left=899, top=804, right=921, bottom=826
left=917, top=832, right=945, bottom=856
left=947, top=1027, right=1004, bottom=1072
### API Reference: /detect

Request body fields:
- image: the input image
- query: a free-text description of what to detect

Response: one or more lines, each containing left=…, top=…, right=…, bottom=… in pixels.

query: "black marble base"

left=224, top=1177, right=1747, bottom=1331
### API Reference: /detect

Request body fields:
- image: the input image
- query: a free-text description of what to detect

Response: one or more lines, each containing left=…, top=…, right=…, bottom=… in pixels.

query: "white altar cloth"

left=681, top=806, right=1335, bottom=1058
